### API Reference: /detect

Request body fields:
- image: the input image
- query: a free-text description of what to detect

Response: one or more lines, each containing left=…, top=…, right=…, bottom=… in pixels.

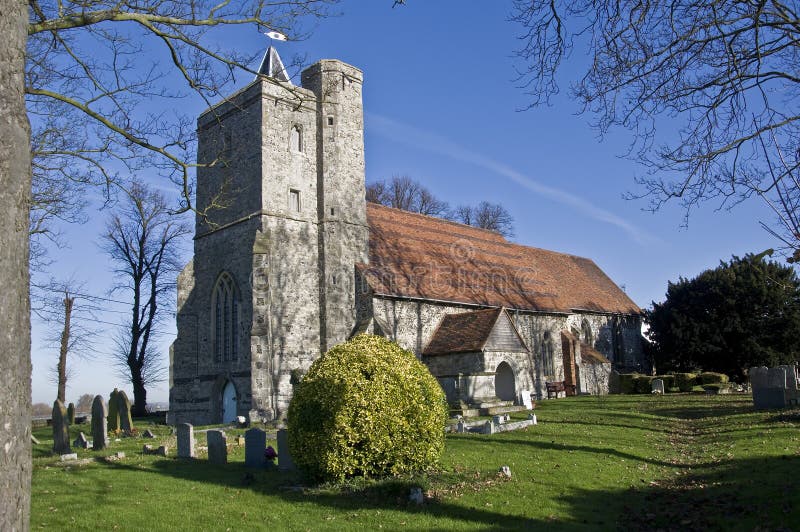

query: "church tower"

left=169, top=48, right=368, bottom=424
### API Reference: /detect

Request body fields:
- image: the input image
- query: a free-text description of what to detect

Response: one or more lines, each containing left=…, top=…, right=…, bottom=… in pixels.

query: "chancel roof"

left=359, top=203, right=641, bottom=315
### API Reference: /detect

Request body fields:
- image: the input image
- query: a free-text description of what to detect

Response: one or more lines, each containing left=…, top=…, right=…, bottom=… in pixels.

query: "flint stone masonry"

left=207, top=430, right=227, bottom=464
left=168, top=50, right=647, bottom=426
left=177, top=423, right=195, bottom=458
left=52, top=400, right=70, bottom=454
left=91, top=395, right=108, bottom=450
left=244, top=428, right=267, bottom=468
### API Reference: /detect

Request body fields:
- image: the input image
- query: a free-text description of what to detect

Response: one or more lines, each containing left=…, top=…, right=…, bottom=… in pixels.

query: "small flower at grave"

left=265, top=446, right=277, bottom=462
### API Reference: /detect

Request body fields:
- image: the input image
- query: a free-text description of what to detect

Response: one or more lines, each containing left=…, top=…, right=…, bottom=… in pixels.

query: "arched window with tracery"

left=212, top=272, right=240, bottom=362
left=542, top=331, right=555, bottom=378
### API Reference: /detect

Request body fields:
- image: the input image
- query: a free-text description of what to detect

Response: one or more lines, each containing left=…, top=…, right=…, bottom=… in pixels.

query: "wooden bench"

left=546, top=381, right=576, bottom=398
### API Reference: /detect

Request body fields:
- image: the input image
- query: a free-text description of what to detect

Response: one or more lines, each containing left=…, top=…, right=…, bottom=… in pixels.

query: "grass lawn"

left=30, top=394, right=800, bottom=530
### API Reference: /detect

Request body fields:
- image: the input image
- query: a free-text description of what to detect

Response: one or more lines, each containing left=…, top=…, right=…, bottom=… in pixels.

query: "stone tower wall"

left=301, top=61, right=369, bottom=352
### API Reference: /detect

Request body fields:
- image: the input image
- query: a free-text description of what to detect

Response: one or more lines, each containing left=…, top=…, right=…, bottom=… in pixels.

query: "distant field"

left=30, top=394, right=800, bottom=530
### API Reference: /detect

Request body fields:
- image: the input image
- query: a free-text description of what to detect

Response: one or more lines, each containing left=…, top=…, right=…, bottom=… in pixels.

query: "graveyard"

left=30, top=394, right=800, bottom=530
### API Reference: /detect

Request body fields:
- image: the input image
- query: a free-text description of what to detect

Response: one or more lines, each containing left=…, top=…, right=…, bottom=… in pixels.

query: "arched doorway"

left=222, top=381, right=237, bottom=423
left=495, top=362, right=516, bottom=402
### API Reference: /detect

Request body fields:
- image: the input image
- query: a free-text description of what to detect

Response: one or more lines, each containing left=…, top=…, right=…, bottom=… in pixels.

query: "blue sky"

left=30, top=1, right=780, bottom=405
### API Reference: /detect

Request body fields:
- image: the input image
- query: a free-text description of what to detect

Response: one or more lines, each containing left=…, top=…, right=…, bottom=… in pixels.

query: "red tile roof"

left=360, top=203, right=640, bottom=315
left=423, top=308, right=503, bottom=355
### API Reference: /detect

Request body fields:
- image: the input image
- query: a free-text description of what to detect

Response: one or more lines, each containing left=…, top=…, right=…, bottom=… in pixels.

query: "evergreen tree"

left=647, top=254, right=800, bottom=380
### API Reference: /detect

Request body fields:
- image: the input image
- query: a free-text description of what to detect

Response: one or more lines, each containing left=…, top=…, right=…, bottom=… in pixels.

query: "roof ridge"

left=366, top=202, right=508, bottom=240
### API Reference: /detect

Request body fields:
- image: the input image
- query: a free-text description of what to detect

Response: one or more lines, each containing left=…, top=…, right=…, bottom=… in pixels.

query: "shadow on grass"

left=97, top=450, right=800, bottom=530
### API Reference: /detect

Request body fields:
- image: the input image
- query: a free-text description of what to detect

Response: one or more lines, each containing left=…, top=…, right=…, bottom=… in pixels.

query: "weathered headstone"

left=73, top=432, right=89, bottom=449
left=207, top=430, right=227, bottom=465
left=67, top=402, right=76, bottom=425
left=651, top=379, right=665, bottom=394
left=156, top=445, right=168, bottom=456
left=752, top=366, right=787, bottom=409
left=409, top=487, right=424, bottom=505
left=52, top=400, right=71, bottom=454
left=244, top=428, right=267, bottom=468
left=277, top=428, right=295, bottom=471
left=142, top=429, right=156, bottom=439
left=779, top=365, right=799, bottom=390
left=519, top=390, right=533, bottom=409
left=59, top=453, right=78, bottom=461
left=107, top=389, right=120, bottom=432
left=176, top=423, right=195, bottom=459
left=116, top=390, right=134, bottom=433
left=91, top=395, right=109, bottom=450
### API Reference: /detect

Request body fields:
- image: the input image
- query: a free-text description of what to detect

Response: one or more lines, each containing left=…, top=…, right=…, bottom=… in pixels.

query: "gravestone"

left=73, top=432, right=89, bottom=449
left=107, top=389, right=120, bottom=432
left=244, top=428, right=267, bottom=468
left=519, top=390, right=533, bottom=409
left=91, top=395, right=109, bottom=450
left=116, top=390, right=134, bottom=433
left=751, top=366, right=787, bottom=409
left=52, top=400, right=71, bottom=454
left=207, top=430, right=227, bottom=465
left=67, top=403, right=76, bottom=424
left=651, top=379, right=665, bottom=394
left=779, top=365, right=799, bottom=389
left=276, top=428, right=295, bottom=471
left=142, top=429, right=156, bottom=439
left=157, top=445, right=168, bottom=456
left=176, top=423, right=195, bottom=458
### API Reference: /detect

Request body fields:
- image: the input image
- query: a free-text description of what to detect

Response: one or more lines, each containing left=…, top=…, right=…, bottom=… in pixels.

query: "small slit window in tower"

left=289, top=189, right=301, bottom=212
left=330, top=207, right=335, bottom=216
left=331, top=274, right=338, bottom=286
left=290, top=125, right=302, bottom=152
left=327, top=116, right=334, bottom=126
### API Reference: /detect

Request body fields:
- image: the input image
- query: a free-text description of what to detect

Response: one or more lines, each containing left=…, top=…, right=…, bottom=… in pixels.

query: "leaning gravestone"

left=107, top=389, right=120, bottom=432
left=277, top=428, right=294, bottom=471
left=176, top=423, right=195, bottom=459
left=244, top=428, right=267, bottom=468
left=73, top=432, right=89, bottom=449
left=651, top=379, right=665, bottom=395
left=52, top=400, right=71, bottom=454
left=91, top=395, right=109, bottom=450
left=67, top=403, right=76, bottom=425
left=116, top=390, right=134, bottom=433
left=207, top=430, right=227, bottom=465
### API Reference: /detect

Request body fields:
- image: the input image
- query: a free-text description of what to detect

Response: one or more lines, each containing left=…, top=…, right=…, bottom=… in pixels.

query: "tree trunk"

left=57, top=295, right=74, bottom=403
left=131, top=365, right=147, bottom=417
left=0, top=0, right=32, bottom=528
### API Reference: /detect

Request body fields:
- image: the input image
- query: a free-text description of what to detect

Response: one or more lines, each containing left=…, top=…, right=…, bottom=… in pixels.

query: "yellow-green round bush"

left=287, top=334, right=448, bottom=481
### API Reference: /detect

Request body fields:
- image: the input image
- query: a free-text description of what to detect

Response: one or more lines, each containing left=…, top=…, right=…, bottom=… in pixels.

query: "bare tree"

left=510, top=1, right=800, bottom=259
left=101, top=181, right=190, bottom=416
left=4, top=0, right=342, bottom=527
left=36, top=279, right=99, bottom=403
left=75, top=393, right=94, bottom=412
left=452, top=201, right=515, bottom=238
left=366, top=175, right=451, bottom=216
left=0, top=0, right=31, bottom=526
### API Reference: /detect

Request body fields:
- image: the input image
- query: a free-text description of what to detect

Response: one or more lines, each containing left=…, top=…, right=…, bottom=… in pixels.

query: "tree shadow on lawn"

left=543, top=418, right=673, bottom=434
left=98, top=451, right=800, bottom=530
left=456, top=434, right=692, bottom=469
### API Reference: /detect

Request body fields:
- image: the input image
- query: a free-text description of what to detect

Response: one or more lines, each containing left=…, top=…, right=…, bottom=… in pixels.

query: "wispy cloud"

left=366, top=112, right=656, bottom=245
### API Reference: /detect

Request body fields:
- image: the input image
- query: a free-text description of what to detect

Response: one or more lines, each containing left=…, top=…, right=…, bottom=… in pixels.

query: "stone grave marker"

left=651, top=379, right=665, bottom=394
left=67, top=403, right=76, bottom=425
left=519, top=390, right=533, bottom=409
left=73, top=432, right=89, bottom=449
left=91, top=395, right=108, bottom=450
left=752, top=366, right=787, bottom=409
left=177, top=423, right=195, bottom=459
left=116, top=390, right=134, bottom=433
left=779, top=365, right=799, bottom=390
left=207, top=430, right=228, bottom=465
left=244, top=428, right=267, bottom=468
left=107, top=389, right=120, bottom=432
left=277, top=428, right=294, bottom=471
left=142, top=429, right=156, bottom=439
left=52, top=400, right=71, bottom=454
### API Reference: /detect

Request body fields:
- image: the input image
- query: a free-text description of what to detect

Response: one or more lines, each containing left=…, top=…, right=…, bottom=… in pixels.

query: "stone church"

left=168, top=48, right=646, bottom=425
